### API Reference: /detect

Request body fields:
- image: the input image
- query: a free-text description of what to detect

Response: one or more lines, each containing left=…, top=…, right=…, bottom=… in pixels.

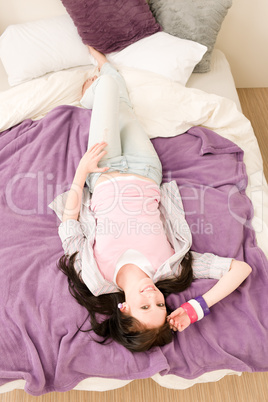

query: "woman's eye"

left=157, top=303, right=165, bottom=307
left=141, top=305, right=149, bottom=310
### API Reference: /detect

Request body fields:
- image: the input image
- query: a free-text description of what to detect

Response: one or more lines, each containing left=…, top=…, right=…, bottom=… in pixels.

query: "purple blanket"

left=0, top=106, right=267, bottom=395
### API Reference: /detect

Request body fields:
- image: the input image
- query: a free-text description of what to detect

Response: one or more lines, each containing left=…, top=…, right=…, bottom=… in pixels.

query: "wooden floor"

left=237, top=88, right=268, bottom=181
left=1, top=372, right=268, bottom=402
left=1, top=88, right=268, bottom=402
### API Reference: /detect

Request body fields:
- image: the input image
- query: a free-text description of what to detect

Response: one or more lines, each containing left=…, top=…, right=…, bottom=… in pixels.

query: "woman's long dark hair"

left=58, top=251, right=193, bottom=352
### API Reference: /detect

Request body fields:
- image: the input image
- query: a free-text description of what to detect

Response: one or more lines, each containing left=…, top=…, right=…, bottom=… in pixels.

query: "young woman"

left=58, top=47, right=252, bottom=352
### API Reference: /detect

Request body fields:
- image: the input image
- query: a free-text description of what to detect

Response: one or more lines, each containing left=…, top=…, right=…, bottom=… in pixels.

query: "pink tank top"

left=90, top=177, right=175, bottom=282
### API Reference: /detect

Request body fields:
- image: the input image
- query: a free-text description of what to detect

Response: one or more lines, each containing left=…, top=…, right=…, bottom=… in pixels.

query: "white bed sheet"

left=0, top=50, right=266, bottom=394
left=0, top=58, right=10, bottom=92
left=187, top=49, right=242, bottom=112
left=0, top=370, right=242, bottom=394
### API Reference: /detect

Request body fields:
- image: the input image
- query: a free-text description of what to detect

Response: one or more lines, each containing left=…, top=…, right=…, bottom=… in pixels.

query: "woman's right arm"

left=201, top=259, right=252, bottom=308
left=167, top=259, right=252, bottom=331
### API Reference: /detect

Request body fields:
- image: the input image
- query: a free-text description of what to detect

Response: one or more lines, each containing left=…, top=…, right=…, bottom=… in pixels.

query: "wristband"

left=188, top=299, right=204, bottom=321
left=195, top=296, right=210, bottom=317
left=180, top=302, right=198, bottom=324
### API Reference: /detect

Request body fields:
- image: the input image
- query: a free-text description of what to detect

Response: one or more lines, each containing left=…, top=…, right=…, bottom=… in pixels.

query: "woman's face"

left=124, top=278, right=167, bottom=328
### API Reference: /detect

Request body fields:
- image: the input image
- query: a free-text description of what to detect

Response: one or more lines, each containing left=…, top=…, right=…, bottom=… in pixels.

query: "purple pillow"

left=61, top=0, right=162, bottom=53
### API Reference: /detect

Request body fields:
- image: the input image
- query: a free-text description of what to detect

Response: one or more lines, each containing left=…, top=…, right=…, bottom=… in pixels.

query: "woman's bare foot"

left=81, top=75, right=98, bottom=98
left=87, top=46, right=108, bottom=70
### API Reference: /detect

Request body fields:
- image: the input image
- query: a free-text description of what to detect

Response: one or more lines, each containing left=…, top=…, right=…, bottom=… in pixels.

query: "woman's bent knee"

left=97, top=74, right=118, bottom=93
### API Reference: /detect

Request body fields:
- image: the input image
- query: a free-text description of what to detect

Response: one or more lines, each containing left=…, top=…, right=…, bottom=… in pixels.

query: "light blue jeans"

left=80, top=63, right=162, bottom=192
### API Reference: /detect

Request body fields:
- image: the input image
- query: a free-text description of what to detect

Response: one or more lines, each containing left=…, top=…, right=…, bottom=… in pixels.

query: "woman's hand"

left=77, top=142, right=109, bottom=176
left=167, top=307, right=191, bottom=332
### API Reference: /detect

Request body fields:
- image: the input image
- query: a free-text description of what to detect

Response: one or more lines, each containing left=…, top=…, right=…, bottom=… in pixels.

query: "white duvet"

left=0, top=65, right=267, bottom=255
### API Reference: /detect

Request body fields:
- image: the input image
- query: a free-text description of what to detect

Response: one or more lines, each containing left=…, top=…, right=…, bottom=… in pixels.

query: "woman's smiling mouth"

left=140, top=286, right=156, bottom=293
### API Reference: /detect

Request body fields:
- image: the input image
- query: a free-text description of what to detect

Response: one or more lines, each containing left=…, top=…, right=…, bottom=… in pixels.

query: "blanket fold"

left=0, top=105, right=267, bottom=395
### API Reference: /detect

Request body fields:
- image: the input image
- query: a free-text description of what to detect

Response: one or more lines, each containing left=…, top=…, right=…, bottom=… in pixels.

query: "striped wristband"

left=194, top=296, right=210, bottom=317
left=188, top=299, right=204, bottom=321
left=180, top=296, right=210, bottom=324
left=180, top=302, right=198, bottom=324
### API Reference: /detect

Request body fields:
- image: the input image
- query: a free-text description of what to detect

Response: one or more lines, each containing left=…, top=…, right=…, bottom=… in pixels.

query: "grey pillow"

left=148, top=0, right=232, bottom=73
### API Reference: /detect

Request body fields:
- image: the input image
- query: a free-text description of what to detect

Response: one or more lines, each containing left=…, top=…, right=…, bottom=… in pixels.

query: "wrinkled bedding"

left=0, top=66, right=267, bottom=253
left=0, top=101, right=268, bottom=395
left=0, top=65, right=268, bottom=395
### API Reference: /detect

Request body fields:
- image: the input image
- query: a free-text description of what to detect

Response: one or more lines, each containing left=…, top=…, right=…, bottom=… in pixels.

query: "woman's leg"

left=99, top=63, right=162, bottom=181
left=84, top=47, right=162, bottom=186
left=99, top=60, right=161, bottom=176
left=87, top=74, right=121, bottom=160
left=85, top=46, right=151, bottom=162
left=86, top=74, right=123, bottom=191
left=120, top=103, right=158, bottom=159
left=119, top=102, right=162, bottom=185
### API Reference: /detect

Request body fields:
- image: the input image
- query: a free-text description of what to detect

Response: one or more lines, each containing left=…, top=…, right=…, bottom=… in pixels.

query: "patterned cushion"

left=61, top=0, right=161, bottom=53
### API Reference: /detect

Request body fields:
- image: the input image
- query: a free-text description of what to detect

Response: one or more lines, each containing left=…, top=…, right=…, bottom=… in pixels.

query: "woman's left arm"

left=168, top=260, right=252, bottom=331
left=62, top=142, right=108, bottom=222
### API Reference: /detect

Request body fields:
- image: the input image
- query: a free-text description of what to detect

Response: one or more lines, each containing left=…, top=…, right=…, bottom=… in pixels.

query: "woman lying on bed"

left=58, top=47, right=252, bottom=352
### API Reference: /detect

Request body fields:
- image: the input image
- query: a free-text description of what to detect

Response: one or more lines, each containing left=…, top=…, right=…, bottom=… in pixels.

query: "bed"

left=0, top=0, right=268, bottom=396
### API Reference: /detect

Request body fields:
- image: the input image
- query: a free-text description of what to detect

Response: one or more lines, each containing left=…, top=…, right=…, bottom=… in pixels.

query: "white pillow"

left=0, top=16, right=206, bottom=88
left=0, top=15, right=93, bottom=86
left=107, top=32, right=207, bottom=85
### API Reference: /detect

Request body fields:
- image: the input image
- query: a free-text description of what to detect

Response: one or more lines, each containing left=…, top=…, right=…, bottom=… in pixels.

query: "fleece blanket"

left=0, top=105, right=267, bottom=396
left=1, top=66, right=267, bottom=256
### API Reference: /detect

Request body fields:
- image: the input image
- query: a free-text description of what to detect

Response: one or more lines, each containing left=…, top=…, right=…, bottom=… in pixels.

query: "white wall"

left=215, top=0, right=268, bottom=88
left=0, top=0, right=267, bottom=88
left=0, top=0, right=66, bottom=30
